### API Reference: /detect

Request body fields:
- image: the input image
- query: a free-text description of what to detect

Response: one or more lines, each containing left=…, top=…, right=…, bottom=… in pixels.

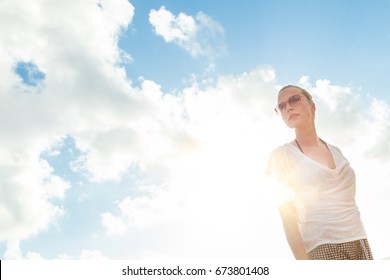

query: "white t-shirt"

left=266, top=142, right=367, bottom=253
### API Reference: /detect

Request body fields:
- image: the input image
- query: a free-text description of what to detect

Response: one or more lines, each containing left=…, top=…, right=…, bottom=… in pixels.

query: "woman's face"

left=277, top=87, right=315, bottom=129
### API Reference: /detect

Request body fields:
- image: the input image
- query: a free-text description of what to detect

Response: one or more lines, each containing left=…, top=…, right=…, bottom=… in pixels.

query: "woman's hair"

left=278, top=85, right=313, bottom=103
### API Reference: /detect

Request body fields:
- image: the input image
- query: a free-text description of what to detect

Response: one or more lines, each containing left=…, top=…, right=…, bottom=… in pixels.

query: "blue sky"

left=122, top=0, right=390, bottom=100
left=1, top=0, right=390, bottom=260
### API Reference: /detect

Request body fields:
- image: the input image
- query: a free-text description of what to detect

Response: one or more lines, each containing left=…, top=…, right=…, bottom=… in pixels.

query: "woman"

left=266, top=85, right=373, bottom=260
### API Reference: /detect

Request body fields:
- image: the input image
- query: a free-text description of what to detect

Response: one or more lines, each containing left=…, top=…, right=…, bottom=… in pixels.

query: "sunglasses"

left=274, top=94, right=304, bottom=114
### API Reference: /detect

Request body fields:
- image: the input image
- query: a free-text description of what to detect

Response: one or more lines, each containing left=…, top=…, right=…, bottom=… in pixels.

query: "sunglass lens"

left=289, top=95, right=301, bottom=106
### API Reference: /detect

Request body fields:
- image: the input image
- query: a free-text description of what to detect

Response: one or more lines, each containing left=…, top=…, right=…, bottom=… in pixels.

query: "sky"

left=0, top=0, right=389, bottom=260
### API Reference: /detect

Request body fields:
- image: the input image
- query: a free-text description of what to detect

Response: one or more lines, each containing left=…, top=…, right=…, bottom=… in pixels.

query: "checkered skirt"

left=307, top=239, right=373, bottom=260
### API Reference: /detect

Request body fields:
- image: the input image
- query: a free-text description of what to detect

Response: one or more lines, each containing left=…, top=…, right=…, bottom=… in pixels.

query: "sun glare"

left=157, top=110, right=291, bottom=258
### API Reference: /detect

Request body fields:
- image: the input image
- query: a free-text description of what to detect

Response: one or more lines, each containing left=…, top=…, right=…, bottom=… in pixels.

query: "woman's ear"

left=311, top=102, right=316, bottom=119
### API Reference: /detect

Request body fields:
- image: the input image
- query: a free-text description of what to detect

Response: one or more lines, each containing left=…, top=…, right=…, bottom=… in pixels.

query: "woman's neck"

left=295, top=126, right=319, bottom=146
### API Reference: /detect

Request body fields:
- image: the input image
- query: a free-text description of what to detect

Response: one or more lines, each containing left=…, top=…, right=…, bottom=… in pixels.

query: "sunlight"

left=160, top=109, right=292, bottom=258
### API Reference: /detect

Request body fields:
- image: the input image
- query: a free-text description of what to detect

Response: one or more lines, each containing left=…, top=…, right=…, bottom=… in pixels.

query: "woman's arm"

left=278, top=200, right=308, bottom=260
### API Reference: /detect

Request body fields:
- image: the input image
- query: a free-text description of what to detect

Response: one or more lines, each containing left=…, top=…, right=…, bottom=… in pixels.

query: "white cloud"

left=3, top=242, right=106, bottom=260
left=80, top=249, right=107, bottom=260
left=3, top=241, right=45, bottom=260
left=26, top=252, right=45, bottom=260
left=3, top=240, right=22, bottom=260
left=149, top=6, right=226, bottom=59
left=149, top=6, right=196, bottom=42
left=0, top=158, right=67, bottom=241
left=56, top=249, right=107, bottom=260
left=0, top=0, right=135, bottom=244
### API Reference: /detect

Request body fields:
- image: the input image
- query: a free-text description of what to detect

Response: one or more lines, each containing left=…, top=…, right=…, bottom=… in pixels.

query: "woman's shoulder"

left=268, top=142, right=295, bottom=161
left=323, top=141, right=349, bottom=161
left=323, top=141, right=343, bottom=154
left=271, top=142, right=294, bottom=152
left=266, top=143, right=295, bottom=180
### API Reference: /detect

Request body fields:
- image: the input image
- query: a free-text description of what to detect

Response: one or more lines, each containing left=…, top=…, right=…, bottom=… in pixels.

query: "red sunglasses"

left=274, top=94, right=304, bottom=115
